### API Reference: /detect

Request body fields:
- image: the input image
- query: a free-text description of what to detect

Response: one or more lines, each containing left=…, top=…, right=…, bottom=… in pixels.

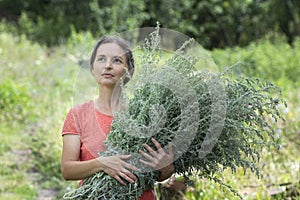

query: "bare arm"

left=61, top=134, right=139, bottom=185
left=157, top=162, right=175, bottom=182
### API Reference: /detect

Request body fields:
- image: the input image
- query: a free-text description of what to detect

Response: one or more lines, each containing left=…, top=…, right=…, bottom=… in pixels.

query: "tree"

left=0, top=0, right=299, bottom=48
left=269, top=0, right=300, bottom=45
left=0, top=0, right=148, bottom=45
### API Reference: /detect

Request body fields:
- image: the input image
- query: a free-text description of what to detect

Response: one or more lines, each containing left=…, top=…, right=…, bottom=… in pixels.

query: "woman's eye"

left=113, top=58, right=123, bottom=64
left=97, top=57, right=106, bottom=62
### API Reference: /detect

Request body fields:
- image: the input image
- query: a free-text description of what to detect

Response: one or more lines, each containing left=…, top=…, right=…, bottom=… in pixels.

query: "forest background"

left=0, top=0, right=299, bottom=199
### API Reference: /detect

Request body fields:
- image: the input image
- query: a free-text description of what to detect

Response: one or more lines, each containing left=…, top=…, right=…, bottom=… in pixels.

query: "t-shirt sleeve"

left=62, top=108, right=79, bottom=135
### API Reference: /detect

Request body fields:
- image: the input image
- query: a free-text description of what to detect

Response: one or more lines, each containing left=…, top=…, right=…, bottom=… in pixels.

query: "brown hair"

left=90, top=36, right=134, bottom=84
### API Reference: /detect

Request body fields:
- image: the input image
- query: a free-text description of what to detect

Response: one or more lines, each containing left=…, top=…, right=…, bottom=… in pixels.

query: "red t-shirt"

left=62, top=100, right=156, bottom=199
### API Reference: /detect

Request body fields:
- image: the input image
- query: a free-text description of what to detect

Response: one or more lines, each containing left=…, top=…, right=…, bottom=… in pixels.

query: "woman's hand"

left=97, top=155, right=139, bottom=185
left=139, top=138, right=175, bottom=181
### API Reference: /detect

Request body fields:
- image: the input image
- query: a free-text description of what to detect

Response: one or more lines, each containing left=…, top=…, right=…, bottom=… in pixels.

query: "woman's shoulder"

left=71, top=100, right=94, bottom=111
left=67, top=100, right=94, bottom=118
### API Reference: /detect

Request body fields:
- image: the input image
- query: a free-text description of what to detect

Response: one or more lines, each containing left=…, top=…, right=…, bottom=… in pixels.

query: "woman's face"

left=92, top=42, right=128, bottom=87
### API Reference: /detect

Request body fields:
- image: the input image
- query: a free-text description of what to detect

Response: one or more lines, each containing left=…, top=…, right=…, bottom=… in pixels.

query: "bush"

left=0, top=79, right=31, bottom=125
left=211, top=34, right=300, bottom=90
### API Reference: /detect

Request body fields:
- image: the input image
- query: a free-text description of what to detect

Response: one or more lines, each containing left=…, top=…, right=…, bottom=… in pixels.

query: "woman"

left=61, top=36, right=175, bottom=199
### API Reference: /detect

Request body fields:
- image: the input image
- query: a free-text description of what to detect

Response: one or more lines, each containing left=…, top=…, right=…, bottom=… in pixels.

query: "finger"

left=123, top=162, right=140, bottom=171
left=142, top=143, right=157, bottom=156
left=168, top=143, right=174, bottom=157
left=139, top=149, right=154, bottom=161
left=139, top=158, right=155, bottom=168
left=151, top=138, right=163, bottom=150
left=151, top=138, right=166, bottom=155
left=123, top=170, right=138, bottom=181
left=118, top=154, right=132, bottom=160
left=114, top=175, right=126, bottom=186
left=119, top=171, right=136, bottom=183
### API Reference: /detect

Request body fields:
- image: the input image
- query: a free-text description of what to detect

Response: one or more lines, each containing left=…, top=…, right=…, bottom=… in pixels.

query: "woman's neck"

left=95, top=85, right=121, bottom=116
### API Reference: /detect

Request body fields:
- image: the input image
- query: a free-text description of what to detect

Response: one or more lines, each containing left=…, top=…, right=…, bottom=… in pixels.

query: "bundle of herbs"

left=63, top=27, right=285, bottom=199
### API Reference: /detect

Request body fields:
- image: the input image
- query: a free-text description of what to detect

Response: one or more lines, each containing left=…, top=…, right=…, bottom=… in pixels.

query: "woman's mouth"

left=102, top=73, right=114, bottom=78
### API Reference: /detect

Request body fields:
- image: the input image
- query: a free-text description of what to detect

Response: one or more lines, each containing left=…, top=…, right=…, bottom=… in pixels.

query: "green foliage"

left=143, top=0, right=272, bottom=48
left=0, top=125, right=37, bottom=200
left=0, top=79, right=31, bottom=124
left=269, top=0, right=300, bottom=44
left=0, top=0, right=148, bottom=46
left=0, top=30, right=77, bottom=198
left=212, top=34, right=300, bottom=90
left=184, top=175, right=240, bottom=200
left=66, top=28, right=96, bottom=61
left=88, top=0, right=148, bottom=35
left=1, top=0, right=300, bottom=48
left=30, top=127, right=61, bottom=179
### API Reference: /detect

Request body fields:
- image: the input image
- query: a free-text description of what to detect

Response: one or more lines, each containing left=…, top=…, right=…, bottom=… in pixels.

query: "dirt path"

left=11, top=147, right=59, bottom=199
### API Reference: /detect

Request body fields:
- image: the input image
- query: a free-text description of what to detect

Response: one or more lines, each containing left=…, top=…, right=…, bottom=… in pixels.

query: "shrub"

left=0, top=79, right=31, bottom=125
left=211, top=34, right=300, bottom=90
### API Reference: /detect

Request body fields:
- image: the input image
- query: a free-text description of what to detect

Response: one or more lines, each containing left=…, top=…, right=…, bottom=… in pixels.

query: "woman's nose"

left=105, top=60, right=112, bottom=69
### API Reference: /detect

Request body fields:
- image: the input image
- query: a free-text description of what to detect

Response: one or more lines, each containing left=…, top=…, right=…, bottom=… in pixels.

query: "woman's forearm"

left=62, top=159, right=103, bottom=180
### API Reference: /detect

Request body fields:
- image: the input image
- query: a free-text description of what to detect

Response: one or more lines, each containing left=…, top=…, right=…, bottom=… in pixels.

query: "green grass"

left=0, top=32, right=76, bottom=199
left=0, top=126, right=37, bottom=199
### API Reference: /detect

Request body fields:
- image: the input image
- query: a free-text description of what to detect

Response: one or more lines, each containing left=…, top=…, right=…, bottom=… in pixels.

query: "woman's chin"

left=98, top=80, right=118, bottom=87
